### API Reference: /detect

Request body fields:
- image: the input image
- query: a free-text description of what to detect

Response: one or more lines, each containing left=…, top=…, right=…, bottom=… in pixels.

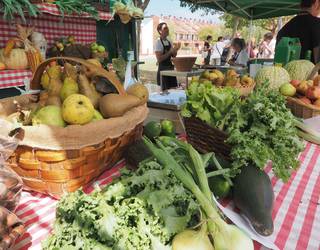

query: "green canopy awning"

left=180, top=0, right=301, bottom=19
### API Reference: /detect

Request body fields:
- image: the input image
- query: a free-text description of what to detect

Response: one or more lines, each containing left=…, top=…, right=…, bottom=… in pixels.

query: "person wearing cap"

left=154, top=22, right=181, bottom=90
left=277, top=0, right=320, bottom=63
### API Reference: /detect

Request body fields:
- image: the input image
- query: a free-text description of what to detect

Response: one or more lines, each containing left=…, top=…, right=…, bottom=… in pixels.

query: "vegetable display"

left=233, top=165, right=274, bottom=236
left=1, top=0, right=39, bottom=22
left=54, top=0, right=99, bottom=20
left=227, top=81, right=304, bottom=181
left=144, top=137, right=253, bottom=250
left=43, top=158, right=199, bottom=249
left=182, top=81, right=304, bottom=181
left=44, top=137, right=254, bottom=249
left=181, top=82, right=241, bottom=131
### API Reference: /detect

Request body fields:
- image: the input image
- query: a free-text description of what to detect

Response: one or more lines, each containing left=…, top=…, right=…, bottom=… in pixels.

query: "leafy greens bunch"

left=43, top=160, right=199, bottom=250
left=181, top=82, right=241, bottom=131
left=226, top=82, right=304, bottom=181
left=182, top=81, right=304, bottom=181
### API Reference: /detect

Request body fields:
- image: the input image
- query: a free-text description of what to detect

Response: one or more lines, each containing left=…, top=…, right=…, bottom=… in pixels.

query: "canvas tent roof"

left=180, top=0, right=301, bottom=19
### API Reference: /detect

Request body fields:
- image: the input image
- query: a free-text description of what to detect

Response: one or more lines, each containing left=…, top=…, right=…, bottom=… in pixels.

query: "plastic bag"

left=0, top=130, right=23, bottom=212
left=0, top=206, right=25, bottom=250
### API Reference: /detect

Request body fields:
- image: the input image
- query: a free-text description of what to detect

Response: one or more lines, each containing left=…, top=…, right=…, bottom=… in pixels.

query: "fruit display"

left=0, top=25, right=42, bottom=72
left=6, top=60, right=149, bottom=127
left=90, top=42, right=108, bottom=61
left=279, top=76, right=320, bottom=108
left=191, top=69, right=255, bottom=89
left=47, top=37, right=91, bottom=60
left=255, top=65, right=291, bottom=90
left=284, top=60, right=315, bottom=81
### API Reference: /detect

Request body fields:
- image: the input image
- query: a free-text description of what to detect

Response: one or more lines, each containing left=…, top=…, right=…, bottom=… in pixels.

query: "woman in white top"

left=210, top=36, right=225, bottom=65
left=258, top=32, right=276, bottom=59
left=228, top=38, right=249, bottom=67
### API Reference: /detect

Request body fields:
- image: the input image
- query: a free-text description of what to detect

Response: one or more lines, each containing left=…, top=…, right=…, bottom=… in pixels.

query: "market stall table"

left=11, top=141, right=320, bottom=250
left=160, top=69, right=204, bottom=89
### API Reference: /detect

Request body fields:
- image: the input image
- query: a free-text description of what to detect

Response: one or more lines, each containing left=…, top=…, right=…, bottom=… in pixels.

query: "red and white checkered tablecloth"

left=0, top=70, right=33, bottom=89
left=0, top=14, right=97, bottom=48
left=10, top=142, right=320, bottom=250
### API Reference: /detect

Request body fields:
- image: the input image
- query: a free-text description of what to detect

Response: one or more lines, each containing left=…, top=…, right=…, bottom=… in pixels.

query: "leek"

left=143, top=137, right=254, bottom=250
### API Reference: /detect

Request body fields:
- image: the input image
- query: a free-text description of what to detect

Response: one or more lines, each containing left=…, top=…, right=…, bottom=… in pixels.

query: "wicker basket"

left=2, top=57, right=147, bottom=198
left=286, top=96, right=320, bottom=119
left=183, top=117, right=231, bottom=159
left=286, top=62, right=320, bottom=119
left=236, top=84, right=255, bottom=97
left=172, top=57, right=197, bottom=72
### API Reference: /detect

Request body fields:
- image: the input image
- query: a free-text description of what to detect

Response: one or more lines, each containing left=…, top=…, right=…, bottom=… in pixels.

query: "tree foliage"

left=197, top=25, right=232, bottom=41
left=220, top=14, right=292, bottom=35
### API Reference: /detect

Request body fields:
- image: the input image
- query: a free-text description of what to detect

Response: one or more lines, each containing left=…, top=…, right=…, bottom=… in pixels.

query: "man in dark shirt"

left=277, top=0, right=320, bottom=63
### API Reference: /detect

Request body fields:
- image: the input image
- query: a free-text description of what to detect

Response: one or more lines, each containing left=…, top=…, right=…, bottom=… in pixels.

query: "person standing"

left=258, top=32, right=276, bottom=59
left=210, top=36, right=225, bottom=65
left=277, top=0, right=320, bottom=63
left=154, top=22, right=181, bottom=90
left=228, top=38, right=249, bottom=67
left=203, top=35, right=213, bottom=65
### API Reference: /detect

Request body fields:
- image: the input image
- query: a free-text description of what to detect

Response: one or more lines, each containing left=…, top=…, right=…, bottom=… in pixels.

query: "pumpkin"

left=1, top=49, right=29, bottom=70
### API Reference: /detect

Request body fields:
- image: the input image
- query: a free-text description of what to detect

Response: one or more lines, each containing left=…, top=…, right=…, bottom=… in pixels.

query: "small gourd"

left=1, top=49, right=29, bottom=70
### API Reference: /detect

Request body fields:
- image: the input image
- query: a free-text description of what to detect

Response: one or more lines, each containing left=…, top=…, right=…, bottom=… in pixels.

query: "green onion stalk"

left=143, top=136, right=253, bottom=250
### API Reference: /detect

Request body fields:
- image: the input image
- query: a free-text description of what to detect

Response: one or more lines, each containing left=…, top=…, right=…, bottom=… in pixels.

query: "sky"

left=144, top=0, right=221, bottom=23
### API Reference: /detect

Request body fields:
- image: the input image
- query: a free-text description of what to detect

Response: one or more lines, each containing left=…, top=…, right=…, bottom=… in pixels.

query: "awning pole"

left=248, top=19, right=253, bottom=57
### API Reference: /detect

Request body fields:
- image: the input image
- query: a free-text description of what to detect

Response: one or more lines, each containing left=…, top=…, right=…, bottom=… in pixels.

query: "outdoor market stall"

left=0, top=1, right=320, bottom=250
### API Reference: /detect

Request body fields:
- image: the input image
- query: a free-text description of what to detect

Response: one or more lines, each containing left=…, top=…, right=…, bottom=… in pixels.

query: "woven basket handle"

left=30, top=56, right=127, bottom=96
left=307, top=62, right=320, bottom=80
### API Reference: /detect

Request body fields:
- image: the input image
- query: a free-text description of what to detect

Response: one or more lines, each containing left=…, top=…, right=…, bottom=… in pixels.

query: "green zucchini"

left=233, top=165, right=274, bottom=236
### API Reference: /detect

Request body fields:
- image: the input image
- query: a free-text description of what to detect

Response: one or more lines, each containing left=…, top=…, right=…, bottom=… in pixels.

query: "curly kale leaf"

left=227, top=82, right=304, bottom=181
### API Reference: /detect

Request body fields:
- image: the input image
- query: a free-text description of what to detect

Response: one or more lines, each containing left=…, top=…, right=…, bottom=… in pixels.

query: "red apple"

left=313, top=99, right=320, bottom=107
left=290, top=79, right=300, bottom=88
left=299, top=96, right=312, bottom=105
left=306, top=86, right=320, bottom=100
left=297, top=81, right=309, bottom=95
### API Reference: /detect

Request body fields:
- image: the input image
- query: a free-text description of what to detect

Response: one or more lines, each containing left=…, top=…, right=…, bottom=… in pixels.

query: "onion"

left=214, top=224, right=254, bottom=250
left=172, top=227, right=214, bottom=250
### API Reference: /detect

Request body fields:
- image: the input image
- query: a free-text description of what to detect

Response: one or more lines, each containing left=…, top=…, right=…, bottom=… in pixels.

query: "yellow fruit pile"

left=7, top=60, right=149, bottom=128
left=192, top=69, right=255, bottom=88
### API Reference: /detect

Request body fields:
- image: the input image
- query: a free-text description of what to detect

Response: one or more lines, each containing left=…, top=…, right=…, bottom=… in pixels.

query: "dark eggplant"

left=233, top=165, right=274, bottom=236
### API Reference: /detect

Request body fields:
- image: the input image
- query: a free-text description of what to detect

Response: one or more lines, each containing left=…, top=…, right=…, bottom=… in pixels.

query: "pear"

left=99, top=94, right=141, bottom=118
left=32, top=105, right=66, bottom=127
left=47, top=65, right=62, bottom=79
left=48, top=78, right=63, bottom=96
left=41, top=72, right=50, bottom=90
left=60, top=77, right=79, bottom=101
left=63, top=63, right=78, bottom=81
left=78, top=73, right=100, bottom=108
left=46, top=96, right=62, bottom=107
